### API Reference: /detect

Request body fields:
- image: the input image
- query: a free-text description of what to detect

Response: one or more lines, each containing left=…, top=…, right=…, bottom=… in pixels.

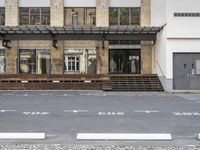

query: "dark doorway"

left=109, top=49, right=140, bottom=74
left=173, top=53, right=200, bottom=90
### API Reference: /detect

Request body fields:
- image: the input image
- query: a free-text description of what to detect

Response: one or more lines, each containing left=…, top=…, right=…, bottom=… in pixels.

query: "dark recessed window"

left=20, top=8, right=50, bottom=25
left=0, top=7, right=5, bottom=25
left=174, top=12, right=200, bottom=17
left=19, top=49, right=51, bottom=74
left=109, top=8, right=140, bottom=26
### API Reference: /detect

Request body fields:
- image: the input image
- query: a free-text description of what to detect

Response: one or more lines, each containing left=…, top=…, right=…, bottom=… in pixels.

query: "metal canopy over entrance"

left=0, top=26, right=162, bottom=41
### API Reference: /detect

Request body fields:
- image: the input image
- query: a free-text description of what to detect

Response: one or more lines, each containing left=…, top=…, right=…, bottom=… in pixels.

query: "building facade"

left=1, top=0, right=198, bottom=91
left=152, top=0, right=200, bottom=91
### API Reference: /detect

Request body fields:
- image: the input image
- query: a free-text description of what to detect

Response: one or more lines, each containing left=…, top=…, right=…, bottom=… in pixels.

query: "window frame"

left=64, top=7, right=96, bottom=26
left=109, top=7, right=140, bottom=26
left=19, top=7, right=50, bottom=26
left=18, top=49, right=51, bottom=74
left=0, top=7, right=5, bottom=25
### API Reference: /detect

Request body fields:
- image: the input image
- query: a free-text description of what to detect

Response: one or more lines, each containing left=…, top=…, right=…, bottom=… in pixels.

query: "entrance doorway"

left=109, top=49, right=140, bottom=74
left=173, top=53, right=200, bottom=90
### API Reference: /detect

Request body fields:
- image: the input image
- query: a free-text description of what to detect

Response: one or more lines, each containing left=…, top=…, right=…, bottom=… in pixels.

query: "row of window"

left=0, top=7, right=140, bottom=26
left=0, top=49, right=141, bottom=75
left=0, top=49, right=97, bottom=75
left=174, top=13, right=200, bottom=17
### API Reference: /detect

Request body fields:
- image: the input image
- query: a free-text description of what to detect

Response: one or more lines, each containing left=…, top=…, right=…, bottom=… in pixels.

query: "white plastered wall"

left=152, top=0, right=200, bottom=91
left=19, top=0, right=50, bottom=7
left=109, top=0, right=140, bottom=7
left=0, top=1, right=4, bottom=7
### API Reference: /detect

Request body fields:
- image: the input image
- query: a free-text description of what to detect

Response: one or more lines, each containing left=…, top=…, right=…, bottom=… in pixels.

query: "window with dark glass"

left=0, top=8, right=5, bottom=25
left=120, top=8, right=129, bottom=25
left=109, top=8, right=118, bottom=25
left=65, top=8, right=96, bottom=26
left=19, top=49, right=51, bottom=74
left=131, top=8, right=140, bottom=25
left=0, top=49, right=5, bottom=74
left=20, top=8, right=50, bottom=25
left=109, top=7, right=140, bottom=25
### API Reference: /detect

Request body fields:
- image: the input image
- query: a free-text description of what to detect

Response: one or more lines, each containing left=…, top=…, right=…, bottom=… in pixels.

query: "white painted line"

left=2, top=93, right=14, bottom=96
left=64, top=110, right=89, bottom=113
left=0, top=110, right=17, bottom=113
left=21, top=81, right=28, bottom=83
left=0, top=133, right=46, bottom=140
left=53, top=81, right=60, bottom=83
left=77, top=133, right=172, bottom=141
left=134, top=110, right=159, bottom=114
left=84, top=80, right=91, bottom=83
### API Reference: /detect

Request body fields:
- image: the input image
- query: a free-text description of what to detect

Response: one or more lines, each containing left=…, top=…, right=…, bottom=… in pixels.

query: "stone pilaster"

left=50, top=0, right=64, bottom=27
left=51, top=41, right=64, bottom=74
left=140, top=0, right=151, bottom=26
left=5, top=41, right=18, bottom=74
left=96, top=0, right=109, bottom=27
left=96, top=0, right=109, bottom=74
left=5, top=0, right=19, bottom=26
left=96, top=41, right=109, bottom=74
left=140, top=0, right=152, bottom=74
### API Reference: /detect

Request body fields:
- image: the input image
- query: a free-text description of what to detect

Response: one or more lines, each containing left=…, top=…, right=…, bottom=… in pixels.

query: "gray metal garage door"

left=173, top=53, right=200, bottom=90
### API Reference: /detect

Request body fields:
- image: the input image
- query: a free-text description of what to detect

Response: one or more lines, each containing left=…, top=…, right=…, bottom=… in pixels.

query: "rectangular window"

left=109, top=7, right=140, bottom=25
left=0, top=7, right=5, bottom=25
left=64, top=8, right=96, bottom=26
left=109, top=8, right=119, bottom=25
left=0, top=49, right=5, bottom=74
left=65, top=56, right=80, bottom=72
left=131, top=8, right=140, bottom=25
left=20, top=8, right=50, bottom=25
left=64, top=49, right=96, bottom=74
left=19, top=49, right=50, bottom=74
left=120, top=8, right=129, bottom=25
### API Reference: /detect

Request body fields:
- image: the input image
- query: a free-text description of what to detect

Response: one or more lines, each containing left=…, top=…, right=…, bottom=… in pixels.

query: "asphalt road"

left=0, top=90, right=200, bottom=145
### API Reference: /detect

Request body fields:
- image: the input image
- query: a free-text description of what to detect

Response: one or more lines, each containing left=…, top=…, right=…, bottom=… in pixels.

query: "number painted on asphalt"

left=23, top=112, right=49, bottom=115
left=98, top=112, right=124, bottom=116
left=173, top=112, right=200, bottom=116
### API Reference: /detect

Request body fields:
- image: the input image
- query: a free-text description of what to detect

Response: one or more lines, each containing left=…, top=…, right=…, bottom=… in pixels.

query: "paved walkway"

left=0, top=145, right=200, bottom=150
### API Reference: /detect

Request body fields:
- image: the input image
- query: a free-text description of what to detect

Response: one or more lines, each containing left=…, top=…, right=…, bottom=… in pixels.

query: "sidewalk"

left=0, top=145, right=200, bottom=150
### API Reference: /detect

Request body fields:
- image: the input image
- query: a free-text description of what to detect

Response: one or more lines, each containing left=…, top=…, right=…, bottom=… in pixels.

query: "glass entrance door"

left=109, top=49, right=140, bottom=74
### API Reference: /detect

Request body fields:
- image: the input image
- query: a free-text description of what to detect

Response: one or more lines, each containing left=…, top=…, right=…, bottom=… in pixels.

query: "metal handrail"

left=156, top=60, right=166, bottom=78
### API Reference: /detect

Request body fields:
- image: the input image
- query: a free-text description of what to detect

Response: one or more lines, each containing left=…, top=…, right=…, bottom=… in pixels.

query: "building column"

left=5, top=41, right=18, bottom=74
left=140, top=0, right=152, bottom=74
left=50, top=0, right=64, bottom=74
left=50, top=0, right=64, bottom=27
left=51, top=41, right=64, bottom=74
left=5, top=0, right=19, bottom=26
left=96, top=41, right=109, bottom=74
left=96, top=0, right=109, bottom=74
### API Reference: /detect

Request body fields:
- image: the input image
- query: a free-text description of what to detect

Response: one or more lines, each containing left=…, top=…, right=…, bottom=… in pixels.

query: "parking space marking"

left=0, top=110, right=17, bottom=113
left=98, top=112, right=125, bottom=116
left=173, top=112, right=200, bottom=116
left=134, top=110, right=159, bottom=114
left=23, top=112, right=49, bottom=115
left=2, top=93, right=14, bottom=96
left=64, top=110, right=89, bottom=113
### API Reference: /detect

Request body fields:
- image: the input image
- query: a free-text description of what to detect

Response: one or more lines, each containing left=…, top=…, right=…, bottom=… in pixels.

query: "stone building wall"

left=141, top=0, right=152, bottom=74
